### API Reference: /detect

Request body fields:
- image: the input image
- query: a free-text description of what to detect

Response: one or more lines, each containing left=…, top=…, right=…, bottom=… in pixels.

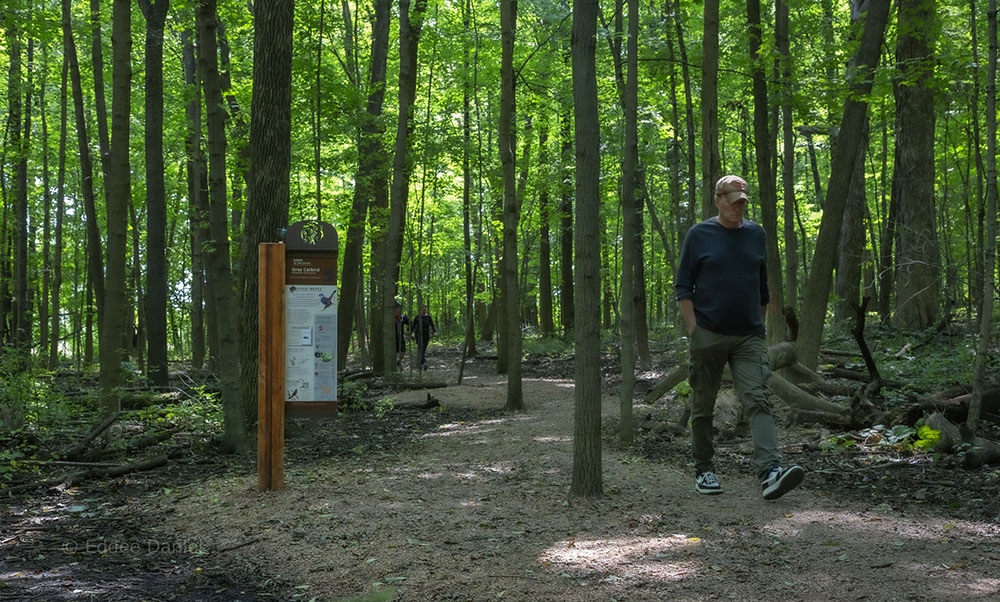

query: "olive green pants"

left=688, top=326, right=780, bottom=478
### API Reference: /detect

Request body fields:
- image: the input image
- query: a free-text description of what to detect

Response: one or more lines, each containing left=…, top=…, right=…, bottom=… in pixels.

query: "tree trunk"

left=748, top=0, right=783, bottom=345
left=99, top=0, right=132, bottom=414
left=700, top=0, right=721, bottom=218
left=777, top=0, right=798, bottom=316
left=571, top=0, right=603, bottom=499
left=196, top=0, right=248, bottom=452
left=338, top=0, right=390, bottom=371
left=796, top=0, right=891, bottom=370
left=383, top=0, right=428, bottom=373
left=50, top=60, right=68, bottom=370
left=559, top=107, right=575, bottom=335
left=499, top=0, right=523, bottom=411
left=181, top=29, right=208, bottom=371
left=892, top=0, right=940, bottom=329
left=138, top=0, right=170, bottom=388
left=7, top=24, right=29, bottom=364
left=835, top=119, right=870, bottom=323
left=538, top=123, right=554, bottom=337
left=239, top=0, right=293, bottom=424
left=969, top=0, right=998, bottom=433
left=616, top=0, right=640, bottom=444
left=462, top=0, right=478, bottom=358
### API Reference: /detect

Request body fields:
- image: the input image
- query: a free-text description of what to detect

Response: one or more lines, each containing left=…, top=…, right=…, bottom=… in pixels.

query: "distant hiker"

left=410, top=305, right=437, bottom=371
left=674, top=175, right=804, bottom=500
left=394, top=302, right=410, bottom=370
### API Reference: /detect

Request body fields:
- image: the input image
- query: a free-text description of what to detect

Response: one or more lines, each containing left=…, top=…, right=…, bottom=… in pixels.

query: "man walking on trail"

left=674, top=175, right=804, bottom=500
left=410, top=305, right=437, bottom=371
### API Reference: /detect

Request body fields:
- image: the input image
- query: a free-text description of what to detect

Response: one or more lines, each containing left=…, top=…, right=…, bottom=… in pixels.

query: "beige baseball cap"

left=715, top=175, right=749, bottom=202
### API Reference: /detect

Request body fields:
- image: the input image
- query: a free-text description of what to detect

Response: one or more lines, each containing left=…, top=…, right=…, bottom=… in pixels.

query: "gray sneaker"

left=761, top=465, right=804, bottom=500
left=695, top=471, right=723, bottom=495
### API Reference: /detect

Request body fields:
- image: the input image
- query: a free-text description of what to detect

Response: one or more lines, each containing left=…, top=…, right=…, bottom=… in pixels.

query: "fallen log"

left=789, top=409, right=851, bottom=429
left=643, top=342, right=799, bottom=405
left=925, top=412, right=1000, bottom=468
left=768, top=372, right=850, bottom=415
left=4, top=454, right=170, bottom=494
left=60, top=411, right=123, bottom=460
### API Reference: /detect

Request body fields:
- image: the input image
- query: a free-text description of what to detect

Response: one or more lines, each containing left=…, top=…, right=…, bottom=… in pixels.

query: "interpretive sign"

left=258, top=220, right=339, bottom=491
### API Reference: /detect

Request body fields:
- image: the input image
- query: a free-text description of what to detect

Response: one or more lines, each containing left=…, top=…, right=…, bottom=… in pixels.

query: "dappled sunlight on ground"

left=540, top=535, right=703, bottom=582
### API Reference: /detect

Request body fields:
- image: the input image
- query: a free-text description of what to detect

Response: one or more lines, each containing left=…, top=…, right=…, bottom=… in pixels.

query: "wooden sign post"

left=258, top=242, right=286, bottom=491
left=258, top=221, right=339, bottom=491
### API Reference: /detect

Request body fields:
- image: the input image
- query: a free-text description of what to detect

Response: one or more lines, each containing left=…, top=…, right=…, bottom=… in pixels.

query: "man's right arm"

left=679, top=298, right=696, bottom=335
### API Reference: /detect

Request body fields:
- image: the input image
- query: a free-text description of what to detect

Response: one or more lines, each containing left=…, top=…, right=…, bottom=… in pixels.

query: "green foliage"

left=338, top=381, right=370, bottom=413
left=522, top=335, right=574, bottom=359
left=0, top=353, right=55, bottom=431
left=132, top=386, right=222, bottom=436
left=821, top=422, right=941, bottom=454
left=373, top=398, right=395, bottom=420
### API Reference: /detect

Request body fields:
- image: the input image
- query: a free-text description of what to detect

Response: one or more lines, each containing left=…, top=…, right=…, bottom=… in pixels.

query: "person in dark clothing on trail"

left=393, top=302, right=410, bottom=370
left=674, top=174, right=804, bottom=500
left=410, top=305, right=436, bottom=371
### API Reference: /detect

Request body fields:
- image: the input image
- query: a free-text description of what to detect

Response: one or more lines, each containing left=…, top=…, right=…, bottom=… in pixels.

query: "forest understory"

left=2, top=330, right=1000, bottom=601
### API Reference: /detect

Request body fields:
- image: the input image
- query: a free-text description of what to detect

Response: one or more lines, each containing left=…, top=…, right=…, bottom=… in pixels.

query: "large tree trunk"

left=338, top=0, right=390, bottom=371
left=196, top=0, right=248, bottom=452
left=382, top=0, right=428, bottom=373
left=239, top=0, right=293, bottom=424
left=892, top=0, right=940, bottom=329
left=499, top=0, right=523, bottom=410
left=571, top=0, right=603, bottom=499
left=139, top=0, right=170, bottom=388
left=6, top=23, right=29, bottom=364
left=796, top=0, right=891, bottom=370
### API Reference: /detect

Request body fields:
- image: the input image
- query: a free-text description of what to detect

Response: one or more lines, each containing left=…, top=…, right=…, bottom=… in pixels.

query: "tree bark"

left=700, top=0, right=721, bottom=218
left=499, top=0, right=523, bottom=411
left=196, top=0, right=249, bottom=452
left=338, top=0, right=390, bottom=371
left=571, top=0, right=603, bottom=498
left=383, top=0, right=428, bottom=373
left=239, top=0, right=293, bottom=424
left=796, top=0, right=892, bottom=370
left=138, top=0, right=170, bottom=388
left=893, top=0, right=941, bottom=329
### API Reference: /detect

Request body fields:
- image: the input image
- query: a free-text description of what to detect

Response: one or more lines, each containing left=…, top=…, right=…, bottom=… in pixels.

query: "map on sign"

left=284, top=285, right=338, bottom=402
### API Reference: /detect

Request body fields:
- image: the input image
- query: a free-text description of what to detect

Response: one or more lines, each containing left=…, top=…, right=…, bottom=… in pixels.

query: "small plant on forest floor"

left=821, top=422, right=940, bottom=454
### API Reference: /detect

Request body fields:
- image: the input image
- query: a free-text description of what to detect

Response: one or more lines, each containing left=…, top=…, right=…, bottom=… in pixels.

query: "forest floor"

left=3, top=341, right=1000, bottom=601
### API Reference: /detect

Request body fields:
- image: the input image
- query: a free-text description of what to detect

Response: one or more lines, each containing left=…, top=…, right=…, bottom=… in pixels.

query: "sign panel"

left=284, top=285, right=338, bottom=402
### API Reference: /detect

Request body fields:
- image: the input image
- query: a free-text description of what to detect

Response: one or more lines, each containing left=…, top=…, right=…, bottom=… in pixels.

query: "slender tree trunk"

left=462, top=0, right=478, bottom=356
left=615, top=0, right=640, bottom=444
left=90, top=0, right=112, bottom=199
left=571, top=0, right=603, bottom=499
left=797, top=0, right=891, bottom=370
left=50, top=59, right=68, bottom=370
left=99, top=0, right=132, bottom=413
left=748, top=0, right=783, bottom=345
left=835, top=119, right=870, bottom=322
left=383, top=0, right=428, bottom=373
left=777, top=0, right=798, bottom=316
left=339, top=0, right=390, bottom=371
left=139, top=0, right=170, bottom=387
left=969, top=0, right=998, bottom=433
left=559, top=107, right=575, bottom=335
left=700, top=0, right=721, bottom=218
left=196, top=0, right=248, bottom=452
left=538, top=122, right=554, bottom=337
left=7, top=25, right=29, bottom=363
left=181, top=29, right=207, bottom=370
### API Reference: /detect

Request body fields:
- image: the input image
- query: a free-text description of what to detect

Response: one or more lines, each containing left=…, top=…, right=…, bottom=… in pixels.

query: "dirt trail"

left=160, top=372, right=1000, bottom=601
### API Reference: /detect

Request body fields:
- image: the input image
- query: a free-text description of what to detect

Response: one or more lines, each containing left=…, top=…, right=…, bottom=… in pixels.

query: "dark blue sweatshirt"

left=674, top=217, right=769, bottom=336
